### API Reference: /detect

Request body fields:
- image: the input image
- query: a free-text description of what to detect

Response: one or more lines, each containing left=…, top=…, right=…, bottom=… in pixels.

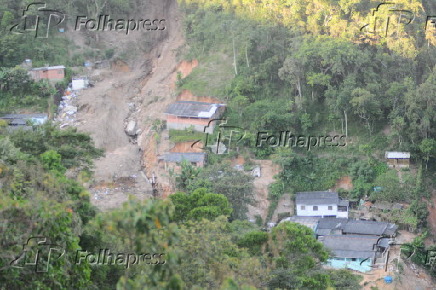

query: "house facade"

left=165, top=101, right=226, bottom=133
left=29, top=66, right=65, bottom=82
left=385, top=151, right=410, bottom=168
left=279, top=216, right=398, bottom=273
left=295, top=191, right=349, bottom=218
left=0, top=113, right=48, bottom=132
left=321, top=235, right=381, bottom=272
left=322, top=235, right=391, bottom=272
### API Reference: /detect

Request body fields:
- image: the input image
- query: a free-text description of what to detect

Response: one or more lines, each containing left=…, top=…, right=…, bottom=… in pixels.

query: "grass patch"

left=178, top=53, right=234, bottom=97
left=169, top=129, right=205, bottom=143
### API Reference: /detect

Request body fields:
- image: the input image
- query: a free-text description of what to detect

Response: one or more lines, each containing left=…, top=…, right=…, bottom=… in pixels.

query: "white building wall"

left=296, top=204, right=338, bottom=217
left=336, top=209, right=349, bottom=218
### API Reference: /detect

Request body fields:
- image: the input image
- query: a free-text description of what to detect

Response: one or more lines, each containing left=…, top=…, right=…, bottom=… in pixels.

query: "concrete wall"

left=326, top=257, right=372, bottom=272
left=387, top=158, right=410, bottom=168
left=296, top=204, right=338, bottom=217
left=337, top=210, right=349, bottom=218
left=167, top=116, right=214, bottom=133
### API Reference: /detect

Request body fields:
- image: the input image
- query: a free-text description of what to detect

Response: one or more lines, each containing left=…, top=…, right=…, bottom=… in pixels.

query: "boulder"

left=126, top=120, right=137, bottom=136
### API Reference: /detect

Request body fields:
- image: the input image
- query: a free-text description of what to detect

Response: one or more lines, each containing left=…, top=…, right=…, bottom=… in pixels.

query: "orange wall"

left=167, top=115, right=211, bottom=126
left=30, top=69, right=64, bottom=81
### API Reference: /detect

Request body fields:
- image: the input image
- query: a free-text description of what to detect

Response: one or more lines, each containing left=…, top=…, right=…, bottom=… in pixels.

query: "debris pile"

left=55, top=87, right=79, bottom=128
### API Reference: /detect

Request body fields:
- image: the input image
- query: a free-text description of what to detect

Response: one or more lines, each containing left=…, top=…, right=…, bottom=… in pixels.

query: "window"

left=338, top=206, right=347, bottom=212
left=351, top=258, right=357, bottom=261
left=313, top=206, right=318, bottom=211
left=301, top=205, right=305, bottom=210
left=328, top=206, right=333, bottom=210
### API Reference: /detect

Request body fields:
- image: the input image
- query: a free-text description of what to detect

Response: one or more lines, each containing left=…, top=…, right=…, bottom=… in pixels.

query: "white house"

left=295, top=191, right=349, bottom=218
left=72, top=77, right=89, bottom=90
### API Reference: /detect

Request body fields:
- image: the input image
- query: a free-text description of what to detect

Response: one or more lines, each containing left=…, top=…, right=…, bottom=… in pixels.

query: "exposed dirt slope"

left=72, top=0, right=185, bottom=210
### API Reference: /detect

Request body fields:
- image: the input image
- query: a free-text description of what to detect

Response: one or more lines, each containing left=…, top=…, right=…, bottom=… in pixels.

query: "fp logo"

left=360, top=2, right=415, bottom=38
left=10, top=237, right=65, bottom=273
left=191, top=119, right=246, bottom=154
left=10, top=2, right=65, bottom=38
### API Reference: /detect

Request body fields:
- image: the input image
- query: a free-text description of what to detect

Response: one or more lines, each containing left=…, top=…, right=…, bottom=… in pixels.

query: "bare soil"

left=247, top=159, right=280, bottom=223
left=71, top=0, right=185, bottom=210
left=331, top=175, right=353, bottom=191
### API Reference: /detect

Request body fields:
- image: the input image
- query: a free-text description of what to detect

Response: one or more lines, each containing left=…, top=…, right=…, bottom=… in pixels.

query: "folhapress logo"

left=9, top=237, right=65, bottom=273
left=191, top=119, right=247, bottom=154
left=75, top=15, right=166, bottom=35
left=10, top=2, right=65, bottom=38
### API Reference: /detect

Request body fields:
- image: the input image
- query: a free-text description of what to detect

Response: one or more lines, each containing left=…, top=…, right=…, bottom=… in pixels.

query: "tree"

left=169, top=188, right=233, bottom=222
left=371, top=170, right=403, bottom=202
left=326, top=269, right=363, bottom=290
left=419, top=138, right=436, bottom=169
left=81, top=197, right=183, bottom=289
left=195, top=163, right=255, bottom=220
left=0, top=194, right=92, bottom=288
left=175, top=160, right=201, bottom=191
left=350, top=87, right=381, bottom=136
left=40, top=150, right=66, bottom=175
left=172, top=216, right=264, bottom=289
left=408, top=200, right=429, bottom=228
left=265, top=222, right=330, bottom=289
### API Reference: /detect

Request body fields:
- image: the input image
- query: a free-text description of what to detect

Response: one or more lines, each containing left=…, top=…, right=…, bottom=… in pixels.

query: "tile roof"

left=165, top=101, right=224, bottom=118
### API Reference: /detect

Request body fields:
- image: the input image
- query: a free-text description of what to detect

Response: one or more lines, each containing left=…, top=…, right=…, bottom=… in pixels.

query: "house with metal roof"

left=321, top=235, right=389, bottom=272
left=164, top=101, right=226, bottom=133
left=0, top=113, right=48, bottom=131
left=295, top=191, right=349, bottom=218
left=315, top=217, right=398, bottom=237
left=385, top=151, right=410, bottom=168
left=29, top=65, right=65, bottom=82
left=278, top=215, right=398, bottom=272
left=0, top=114, right=48, bottom=126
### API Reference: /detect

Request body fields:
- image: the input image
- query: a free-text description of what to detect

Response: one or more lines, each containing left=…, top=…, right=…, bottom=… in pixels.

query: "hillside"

left=1, top=0, right=436, bottom=289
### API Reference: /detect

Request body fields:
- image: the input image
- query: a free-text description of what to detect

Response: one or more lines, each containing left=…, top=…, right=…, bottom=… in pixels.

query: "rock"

left=126, top=120, right=137, bottom=136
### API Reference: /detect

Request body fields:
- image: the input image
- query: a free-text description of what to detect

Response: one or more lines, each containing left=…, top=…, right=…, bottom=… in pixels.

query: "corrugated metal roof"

left=1, top=113, right=48, bottom=119
left=316, top=218, right=398, bottom=237
left=160, top=152, right=206, bottom=163
left=338, top=199, right=349, bottom=206
left=317, top=217, right=348, bottom=230
left=322, top=235, right=378, bottom=259
left=295, top=191, right=339, bottom=205
left=31, top=65, right=65, bottom=71
left=165, top=101, right=225, bottom=118
left=385, top=151, right=410, bottom=159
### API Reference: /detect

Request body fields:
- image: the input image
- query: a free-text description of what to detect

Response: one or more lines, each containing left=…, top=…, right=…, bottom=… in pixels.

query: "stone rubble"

left=55, top=86, right=79, bottom=128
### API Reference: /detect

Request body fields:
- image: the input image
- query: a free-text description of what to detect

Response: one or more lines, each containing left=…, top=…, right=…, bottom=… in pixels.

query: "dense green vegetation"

left=178, top=0, right=436, bottom=231
left=2, top=0, right=436, bottom=288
